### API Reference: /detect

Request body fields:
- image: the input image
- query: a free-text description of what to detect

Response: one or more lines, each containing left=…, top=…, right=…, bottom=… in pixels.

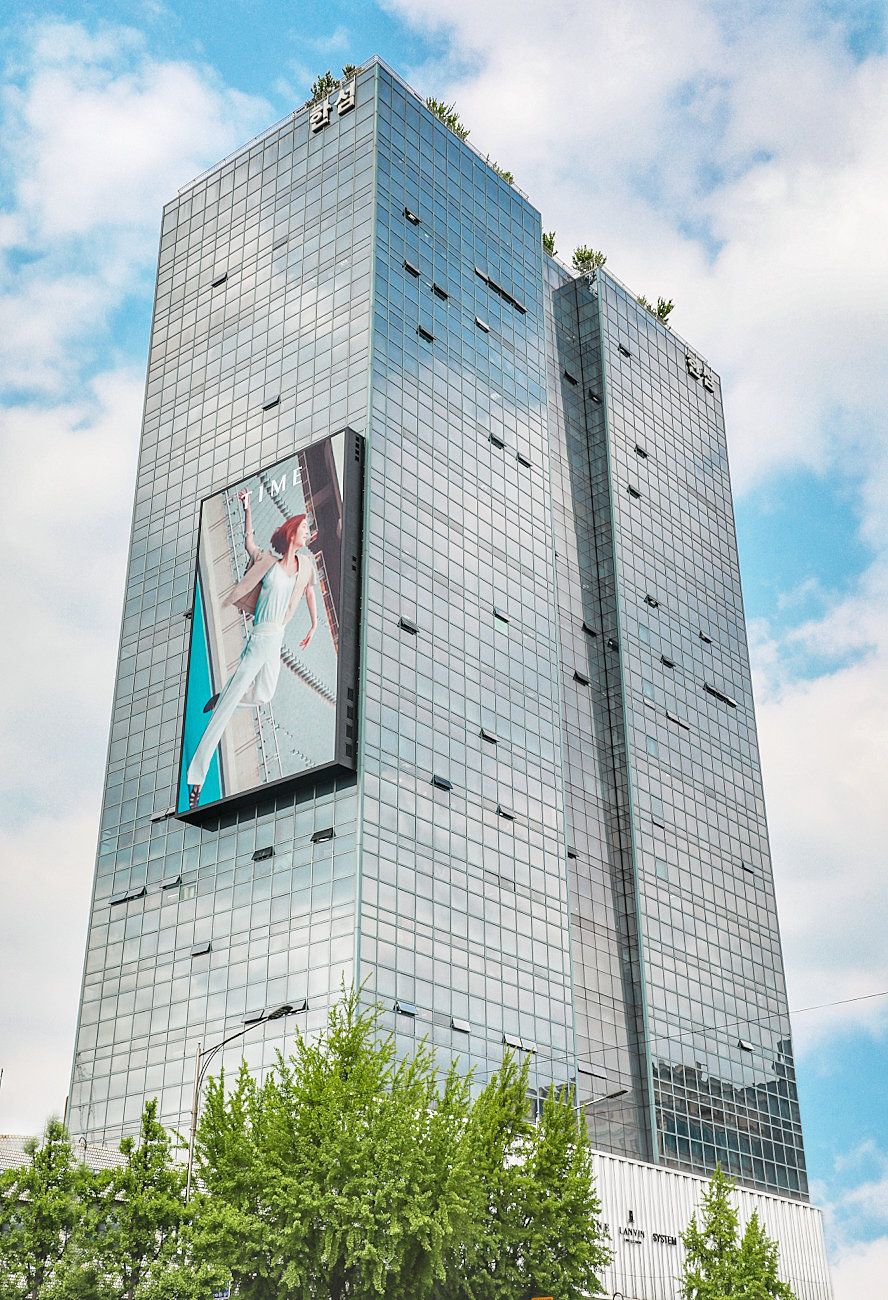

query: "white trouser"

left=186, top=623, right=284, bottom=787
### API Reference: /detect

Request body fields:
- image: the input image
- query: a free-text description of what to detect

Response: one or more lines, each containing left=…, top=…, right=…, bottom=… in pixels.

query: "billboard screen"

left=177, top=428, right=363, bottom=816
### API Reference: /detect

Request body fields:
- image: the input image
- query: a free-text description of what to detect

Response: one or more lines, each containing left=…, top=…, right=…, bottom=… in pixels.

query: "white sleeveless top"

left=253, top=560, right=299, bottom=626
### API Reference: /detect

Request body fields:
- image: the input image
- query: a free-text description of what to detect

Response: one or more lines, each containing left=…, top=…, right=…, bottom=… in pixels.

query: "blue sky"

left=1, top=3, right=886, bottom=1294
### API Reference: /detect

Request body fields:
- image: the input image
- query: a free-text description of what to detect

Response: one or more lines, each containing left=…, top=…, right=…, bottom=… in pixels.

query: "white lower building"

left=591, top=1150, right=833, bottom=1300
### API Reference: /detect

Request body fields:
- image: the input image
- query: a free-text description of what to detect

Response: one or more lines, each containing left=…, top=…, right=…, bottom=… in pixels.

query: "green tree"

left=425, top=98, right=470, bottom=139
left=308, top=70, right=339, bottom=104
left=680, top=1166, right=797, bottom=1299
left=736, top=1212, right=797, bottom=1300
left=63, top=1099, right=207, bottom=1300
left=571, top=246, right=607, bottom=276
left=450, top=1053, right=610, bottom=1300
left=656, top=295, right=675, bottom=321
left=192, top=990, right=476, bottom=1299
left=542, top=231, right=557, bottom=256
left=0, top=1119, right=79, bottom=1299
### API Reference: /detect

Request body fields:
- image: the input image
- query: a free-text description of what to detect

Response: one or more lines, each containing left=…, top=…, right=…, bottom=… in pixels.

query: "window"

left=262, top=396, right=280, bottom=410
left=311, top=827, right=335, bottom=843
left=211, top=272, right=228, bottom=287
left=161, top=875, right=181, bottom=890
left=567, top=847, right=578, bottom=860
left=563, top=370, right=578, bottom=385
left=252, top=846, right=274, bottom=861
left=497, top=804, right=516, bottom=820
left=516, top=451, right=531, bottom=468
left=451, top=1017, right=470, bottom=1034
left=607, top=637, right=619, bottom=651
left=396, top=1000, right=417, bottom=1016
left=243, top=1010, right=265, bottom=1026
left=398, top=616, right=419, bottom=635
left=699, top=631, right=713, bottom=645
left=474, top=316, right=490, bottom=332
left=738, top=1039, right=754, bottom=1053
left=655, top=858, right=670, bottom=881
left=432, top=283, right=448, bottom=300
left=646, top=736, right=659, bottom=757
left=627, top=484, right=641, bottom=499
left=645, top=594, right=659, bottom=608
left=582, top=621, right=598, bottom=637
left=618, top=343, right=631, bottom=357
left=661, top=654, right=675, bottom=668
left=589, top=391, right=602, bottom=404
left=489, top=432, right=505, bottom=449
left=404, top=207, right=420, bottom=224
left=573, top=670, right=590, bottom=686
left=416, top=325, right=434, bottom=342
left=635, top=444, right=648, bottom=458
left=404, top=259, right=420, bottom=277
left=642, top=678, right=655, bottom=700
left=493, top=606, right=509, bottom=623
left=704, top=683, right=737, bottom=708
left=110, top=886, right=146, bottom=907
left=191, top=941, right=211, bottom=957
left=480, top=728, right=498, bottom=744
left=666, top=710, right=690, bottom=730
left=503, top=1033, right=523, bottom=1049
left=431, top=774, right=453, bottom=791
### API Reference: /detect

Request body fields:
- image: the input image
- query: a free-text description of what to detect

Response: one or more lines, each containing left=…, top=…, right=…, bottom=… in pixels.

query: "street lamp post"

left=185, top=1001, right=300, bottom=1201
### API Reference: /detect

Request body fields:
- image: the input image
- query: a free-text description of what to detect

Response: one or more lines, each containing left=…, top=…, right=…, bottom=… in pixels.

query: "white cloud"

left=386, top=0, right=888, bottom=487
left=831, top=1237, right=888, bottom=1300
left=0, top=19, right=270, bottom=1133
left=0, top=21, right=270, bottom=396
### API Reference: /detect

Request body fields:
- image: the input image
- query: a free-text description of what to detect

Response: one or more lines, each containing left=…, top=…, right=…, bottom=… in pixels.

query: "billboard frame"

left=175, top=426, right=364, bottom=823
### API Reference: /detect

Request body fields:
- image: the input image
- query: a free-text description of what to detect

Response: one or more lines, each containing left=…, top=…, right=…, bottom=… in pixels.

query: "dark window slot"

left=666, top=710, right=691, bottom=730
left=489, top=433, right=505, bottom=449
left=493, top=606, right=509, bottom=623
left=262, top=396, right=280, bottom=410
left=589, top=391, right=602, bottom=404
left=252, top=846, right=274, bottom=861
left=699, top=631, right=713, bottom=644
left=627, top=485, right=641, bottom=498
left=451, top=1017, right=470, bottom=1034
left=573, top=670, right=591, bottom=686
left=398, top=616, right=419, bottom=635
left=661, top=655, right=676, bottom=668
left=618, top=343, right=631, bottom=357
left=645, top=594, right=659, bottom=608
left=191, top=941, right=211, bottom=957
left=582, top=621, right=598, bottom=637
left=395, top=1000, right=417, bottom=1016
left=211, top=272, right=228, bottom=287
left=704, top=683, right=738, bottom=708
left=475, top=316, right=490, bottom=332
left=404, top=207, right=420, bottom=224
left=563, top=370, right=578, bottom=385
left=417, top=325, right=434, bottom=341
left=635, top=444, right=648, bottom=458
left=516, top=452, right=531, bottom=467
left=480, top=728, right=498, bottom=744
left=311, top=827, right=335, bottom=843
left=432, top=283, right=448, bottom=300
left=497, top=804, right=516, bottom=820
left=431, top=775, right=453, bottom=791
left=404, top=259, right=420, bottom=277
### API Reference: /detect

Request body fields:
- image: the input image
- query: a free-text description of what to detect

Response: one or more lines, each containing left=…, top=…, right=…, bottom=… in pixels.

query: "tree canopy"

left=0, top=993, right=611, bottom=1299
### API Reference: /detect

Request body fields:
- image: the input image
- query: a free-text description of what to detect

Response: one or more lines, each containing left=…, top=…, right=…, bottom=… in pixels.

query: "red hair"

left=270, top=514, right=307, bottom=556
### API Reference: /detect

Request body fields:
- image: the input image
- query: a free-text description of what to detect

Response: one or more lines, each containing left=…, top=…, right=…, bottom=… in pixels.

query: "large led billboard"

left=177, top=428, right=363, bottom=816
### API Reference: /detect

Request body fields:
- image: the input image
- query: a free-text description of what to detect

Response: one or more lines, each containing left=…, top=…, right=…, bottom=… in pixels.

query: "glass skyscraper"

left=69, top=57, right=807, bottom=1203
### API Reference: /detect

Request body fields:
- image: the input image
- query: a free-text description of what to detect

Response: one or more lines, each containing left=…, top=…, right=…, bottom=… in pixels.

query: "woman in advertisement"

left=186, top=491, right=318, bottom=809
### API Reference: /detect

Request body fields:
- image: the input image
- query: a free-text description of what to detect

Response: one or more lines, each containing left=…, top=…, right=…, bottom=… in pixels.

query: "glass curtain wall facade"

left=69, top=58, right=807, bottom=1201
